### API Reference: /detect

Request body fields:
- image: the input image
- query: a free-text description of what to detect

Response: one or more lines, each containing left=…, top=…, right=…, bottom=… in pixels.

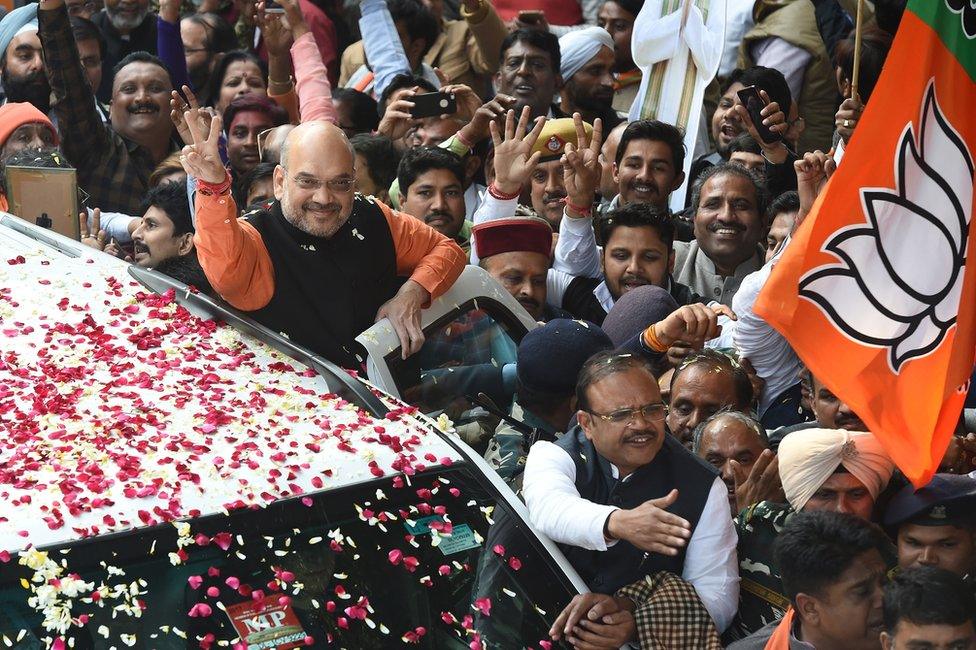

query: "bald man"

left=181, top=115, right=466, bottom=367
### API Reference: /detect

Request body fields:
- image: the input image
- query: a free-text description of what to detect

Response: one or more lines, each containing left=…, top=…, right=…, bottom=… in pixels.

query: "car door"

left=356, top=266, right=539, bottom=418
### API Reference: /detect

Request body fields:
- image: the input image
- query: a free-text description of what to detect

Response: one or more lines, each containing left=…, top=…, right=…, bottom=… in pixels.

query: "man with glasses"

left=179, top=114, right=466, bottom=368
left=523, top=324, right=740, bottom=635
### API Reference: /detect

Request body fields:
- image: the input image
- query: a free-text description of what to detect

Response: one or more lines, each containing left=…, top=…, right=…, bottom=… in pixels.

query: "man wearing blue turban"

left=0, top=4, right=50, bottom=112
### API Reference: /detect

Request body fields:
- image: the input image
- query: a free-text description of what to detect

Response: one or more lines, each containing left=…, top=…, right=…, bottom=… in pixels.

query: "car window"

left=0, top=464, right=575, bottom=649
left=385, top=299, right=527, bottom=419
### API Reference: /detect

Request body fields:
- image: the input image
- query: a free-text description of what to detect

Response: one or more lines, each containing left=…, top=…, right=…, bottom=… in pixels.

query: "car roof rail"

left=127, top=265, right=389, bottom=417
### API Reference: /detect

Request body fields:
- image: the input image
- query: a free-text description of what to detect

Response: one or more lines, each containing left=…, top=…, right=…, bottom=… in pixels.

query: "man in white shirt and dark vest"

left=523, top=318, right=740, bottom=633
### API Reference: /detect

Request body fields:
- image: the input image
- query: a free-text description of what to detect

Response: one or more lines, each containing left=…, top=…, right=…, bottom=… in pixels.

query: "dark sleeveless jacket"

left=555, top=426, right=718, bottom=594
left=244, top=196, right=402, bottom=368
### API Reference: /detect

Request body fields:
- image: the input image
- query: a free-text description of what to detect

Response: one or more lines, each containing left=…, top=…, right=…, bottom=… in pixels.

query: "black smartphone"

left=736, top=85, right=781, bottom=144
left=518, top=10, right=545, bottom=24
left=264, top=0, right=284, bottom=13
left=410, top=91, right=457, bottom=119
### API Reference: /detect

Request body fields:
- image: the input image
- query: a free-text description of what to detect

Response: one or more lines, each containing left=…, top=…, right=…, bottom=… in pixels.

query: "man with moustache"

left=557, top=26, right=622, bottom=131
left=728, top=428, right=895, bottom=641
left=494, top=29, right=564, bottom=120
left=183, top=116, right=466, bottom=368
left=40, top=0, right=177, bottom=215
left=397, top=146, right=471, bottom=251
left=672, top=162, right=766, bottom=306
left=472, top=216, right=570, bottom=322
left=523, top=348, right=740, bottom=633
left=0, top=5, right=51, bottom=112
left=668, top=349, right=755, bottom=448
left=91, top=0, right=156, bottom=102
left=693, top=409, right=771, bottom=515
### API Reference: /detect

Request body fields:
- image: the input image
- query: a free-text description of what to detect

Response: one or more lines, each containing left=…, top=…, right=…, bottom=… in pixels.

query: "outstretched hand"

left=489, top=107, right=546, bottom=196
left=179, top=109, right=227, bottom=184
left=79, top=208, right=107, bottom=251
left=562, top=112, right=603, bottom=215
left=650, top=303, right=736, bottom=351
left=171, top=86, right=215, bottom=146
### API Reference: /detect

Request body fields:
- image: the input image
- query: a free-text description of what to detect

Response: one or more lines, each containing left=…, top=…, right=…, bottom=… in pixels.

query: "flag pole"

left=851, top=0, right=865, bottom=101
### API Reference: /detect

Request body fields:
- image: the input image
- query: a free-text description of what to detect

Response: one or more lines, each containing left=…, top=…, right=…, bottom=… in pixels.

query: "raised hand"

left=606, top=489, right=692, bottom=556
left=377, top=91, right=418, bottom=141
left=834, top=96, right=864, bottom=145
left=458, top=92, right=517, bottom=145
left=733, top=89, right=789, bottom=162
left=170, top=86, right=214, bottom=146
left=438, top=84, right=481, bottom=122
left=794, top=150, right=836, bottom=227
left=256, top=2, right=294, bottom=58
left=179, top=109, right=227, bottom=184
left=489, top=106, right=546, bottom=196
left=562, top=112, right=603, bottom=215
left=731, top=450, right=782, bottom=513
left=274, top=0, right=310, bottom=40
left=79, top=208, right=107, bottom=251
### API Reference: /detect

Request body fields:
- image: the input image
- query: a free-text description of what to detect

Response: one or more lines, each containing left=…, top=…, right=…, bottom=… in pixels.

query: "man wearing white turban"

left=724, top=428, right=896, bottom=642
left=558, top=26, right=622, bottom=129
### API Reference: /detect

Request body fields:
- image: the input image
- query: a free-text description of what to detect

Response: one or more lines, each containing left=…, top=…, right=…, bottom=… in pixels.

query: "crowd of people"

left=0, top=0, right=974, bottom=645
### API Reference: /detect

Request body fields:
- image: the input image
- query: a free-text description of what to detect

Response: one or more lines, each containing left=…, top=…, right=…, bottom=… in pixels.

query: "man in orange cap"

left=0, top=101, right=59, bottom=210
left=472, top=214, right=570, bottom=322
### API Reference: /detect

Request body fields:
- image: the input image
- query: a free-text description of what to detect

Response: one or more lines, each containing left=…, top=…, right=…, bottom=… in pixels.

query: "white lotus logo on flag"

left=799, top=80, right=973, bottom=373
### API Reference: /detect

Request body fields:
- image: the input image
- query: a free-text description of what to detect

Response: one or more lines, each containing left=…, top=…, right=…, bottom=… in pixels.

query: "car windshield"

left=385, top=299, right=524, bottom=419
left=0, top=463, right=576, bottom=649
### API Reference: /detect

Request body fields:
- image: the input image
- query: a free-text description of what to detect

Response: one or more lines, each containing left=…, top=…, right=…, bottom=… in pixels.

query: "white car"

left=0, top=215, right=583, bottom=649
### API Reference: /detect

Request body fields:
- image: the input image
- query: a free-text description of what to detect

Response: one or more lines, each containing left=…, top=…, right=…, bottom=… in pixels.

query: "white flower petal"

left=920, top=83, right=973, bottom=246
left=830, top=230, right=925, bottom=319
left=902, top=132, right=966, bottom=255
left=865, top=189, right=956, bottom=297
left=800, top=270, right=910, bottom=343
left=892, top=314, right=944, bottom=367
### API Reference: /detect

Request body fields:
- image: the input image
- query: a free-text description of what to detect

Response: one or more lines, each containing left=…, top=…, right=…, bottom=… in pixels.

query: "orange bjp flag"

left=754, top=0, right=976, bottom=486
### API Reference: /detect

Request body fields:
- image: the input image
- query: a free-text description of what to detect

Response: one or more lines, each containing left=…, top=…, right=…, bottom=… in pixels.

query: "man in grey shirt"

left=673, top=162, right=766, bottom=306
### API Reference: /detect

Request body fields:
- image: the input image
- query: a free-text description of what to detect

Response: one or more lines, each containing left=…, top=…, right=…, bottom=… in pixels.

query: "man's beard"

left=567, top=80, right=614, bottom=115
left=2, top=68, right=51, bottom=113
left=281, top=193, right=348, bottom=239
left=107, top=5, right=149, bottom=31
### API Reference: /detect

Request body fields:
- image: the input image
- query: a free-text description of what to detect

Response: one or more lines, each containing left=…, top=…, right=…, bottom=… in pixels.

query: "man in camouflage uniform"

left=484, top=319, right=612, bottom=489
left=724, top=428, right=895, bottom=642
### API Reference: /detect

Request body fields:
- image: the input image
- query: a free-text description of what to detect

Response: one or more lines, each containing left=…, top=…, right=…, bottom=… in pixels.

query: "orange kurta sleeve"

left=375, top=200, right=465, bottom=301
left=193, top=189, right=276, bottom=311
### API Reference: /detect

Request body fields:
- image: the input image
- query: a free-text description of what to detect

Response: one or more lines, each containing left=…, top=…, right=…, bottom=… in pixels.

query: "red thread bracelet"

left=566, top=199, right=592, bottom=216
left=196, top=173, right=233, bottom=196
left=488, top=183, right=521, bottom=201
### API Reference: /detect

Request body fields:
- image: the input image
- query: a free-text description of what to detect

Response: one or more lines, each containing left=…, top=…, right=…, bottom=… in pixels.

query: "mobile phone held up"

left=264, top=0, right=284, bottom=13
left=736, top=85, right=781, bottom=144
left=518, top=10, right=545, bottom=24
left=410, top=92, right=457, bottom=119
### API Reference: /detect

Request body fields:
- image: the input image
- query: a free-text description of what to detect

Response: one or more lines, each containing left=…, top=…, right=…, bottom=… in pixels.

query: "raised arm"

left=359, top=0, right=413, bottom=99
left=460, top=0, right=508, bottom=76
left=157, top=0, right=193, bottom=94
left=38, top=0, right=109, bottom=166
left=180, top=110, right=276, bottom=310
left=280, top=0, right=336, bottom=123
left=554, top=113, right=603, bottom=278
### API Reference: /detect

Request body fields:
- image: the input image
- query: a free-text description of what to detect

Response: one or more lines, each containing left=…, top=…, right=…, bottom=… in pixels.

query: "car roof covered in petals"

left=0, top=226, right=462, bottom=554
